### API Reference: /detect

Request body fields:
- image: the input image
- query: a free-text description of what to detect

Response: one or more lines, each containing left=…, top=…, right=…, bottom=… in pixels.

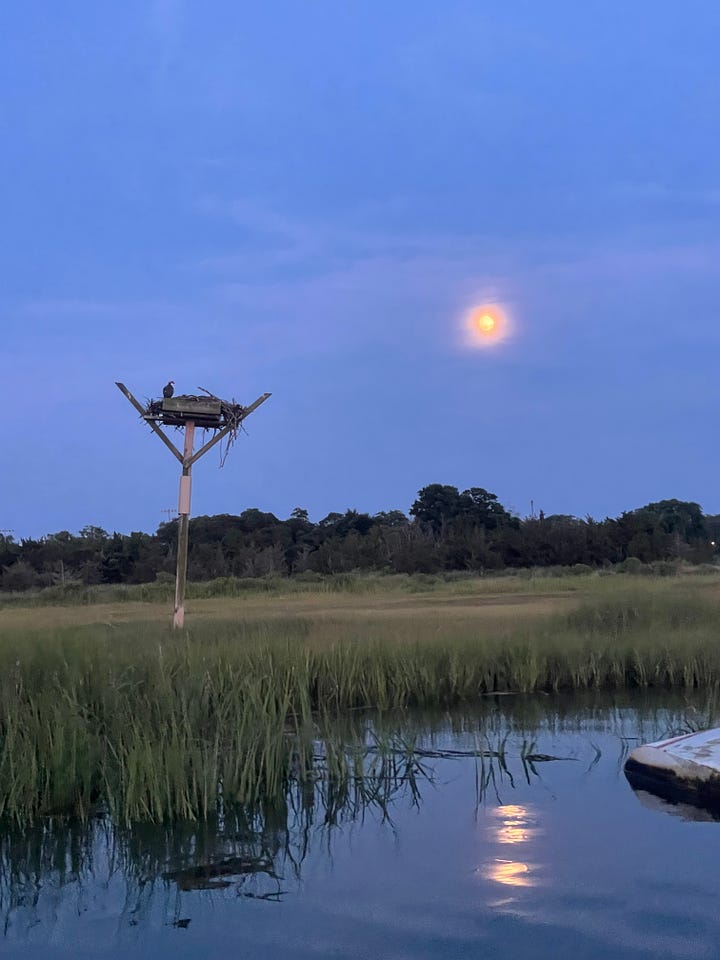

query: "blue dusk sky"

left=3, top=2, right=720, bottom=539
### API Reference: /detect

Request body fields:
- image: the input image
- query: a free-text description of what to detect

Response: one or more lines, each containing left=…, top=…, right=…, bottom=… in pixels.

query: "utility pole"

left=116, top=382, right=270, bottom=628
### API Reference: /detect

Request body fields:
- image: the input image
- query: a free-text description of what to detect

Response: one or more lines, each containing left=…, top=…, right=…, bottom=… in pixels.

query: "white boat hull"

left=625, top=728, right=720, bottom=812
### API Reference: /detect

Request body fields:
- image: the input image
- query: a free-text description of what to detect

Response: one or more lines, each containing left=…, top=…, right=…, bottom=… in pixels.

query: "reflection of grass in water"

left=0, top=696, right=714, bottom=929
left=0, top=735, right=439, bottom=919
left=2, top=585, right=720, bottom=822
left=0, top=724, right=587, bottom=921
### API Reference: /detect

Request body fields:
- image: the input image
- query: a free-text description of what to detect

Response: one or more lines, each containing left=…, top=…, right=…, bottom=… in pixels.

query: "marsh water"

left=3, top=692, right=719, bottom=960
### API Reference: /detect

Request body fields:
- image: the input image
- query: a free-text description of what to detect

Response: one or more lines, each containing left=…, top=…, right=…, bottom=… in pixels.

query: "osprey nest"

left=144, top=387, right=249, bottom=465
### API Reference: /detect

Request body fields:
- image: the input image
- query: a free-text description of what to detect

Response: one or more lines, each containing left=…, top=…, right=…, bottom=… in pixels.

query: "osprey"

left=163, top=380, right=175, bottom=399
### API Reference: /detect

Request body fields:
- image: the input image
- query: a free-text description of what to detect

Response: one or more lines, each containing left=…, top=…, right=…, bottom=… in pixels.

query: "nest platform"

left=145, top=395, right=247, bottom=430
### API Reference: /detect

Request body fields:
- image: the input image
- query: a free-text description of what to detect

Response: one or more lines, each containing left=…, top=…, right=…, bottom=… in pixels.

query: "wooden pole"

left=173, top=421, right=195, bottom=629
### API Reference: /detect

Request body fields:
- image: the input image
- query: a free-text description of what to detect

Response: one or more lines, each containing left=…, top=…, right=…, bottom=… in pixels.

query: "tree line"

left=1, top=484, right=717, bottom=591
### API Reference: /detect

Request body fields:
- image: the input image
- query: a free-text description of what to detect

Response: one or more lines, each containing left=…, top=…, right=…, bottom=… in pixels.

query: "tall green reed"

left=2, top=586, right=720, bottom=823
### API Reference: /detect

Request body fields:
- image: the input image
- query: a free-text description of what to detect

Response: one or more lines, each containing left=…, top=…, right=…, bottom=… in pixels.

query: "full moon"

left=464, top=303, right=510, bottom=348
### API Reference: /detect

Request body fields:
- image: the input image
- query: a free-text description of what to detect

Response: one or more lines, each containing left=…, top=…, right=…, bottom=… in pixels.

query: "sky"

left=3, top=1, right=720, bottom=539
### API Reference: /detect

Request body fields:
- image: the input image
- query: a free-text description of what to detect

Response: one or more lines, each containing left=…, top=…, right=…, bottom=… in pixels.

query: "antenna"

left=116, top=382, right=271, bottom=628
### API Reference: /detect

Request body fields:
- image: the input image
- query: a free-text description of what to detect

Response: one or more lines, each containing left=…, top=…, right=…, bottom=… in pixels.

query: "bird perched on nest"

left=163, top=380, right=175, bottom=399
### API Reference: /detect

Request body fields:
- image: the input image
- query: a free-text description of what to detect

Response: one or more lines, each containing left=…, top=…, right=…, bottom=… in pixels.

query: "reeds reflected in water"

left=0, top=692, right=711, bottom=941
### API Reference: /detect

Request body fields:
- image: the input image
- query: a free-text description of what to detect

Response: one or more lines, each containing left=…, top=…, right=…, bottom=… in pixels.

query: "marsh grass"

left=3, top=565, right=719, bottom=611
left=1, top=581, right=720, bottom=824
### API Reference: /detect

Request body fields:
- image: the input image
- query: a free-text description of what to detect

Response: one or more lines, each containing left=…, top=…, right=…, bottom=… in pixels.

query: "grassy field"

left=0, top=586, right=572, bottom=632
left=3, top=567, right=719, bottom=630
left=2, top=571, right=720, bottom=823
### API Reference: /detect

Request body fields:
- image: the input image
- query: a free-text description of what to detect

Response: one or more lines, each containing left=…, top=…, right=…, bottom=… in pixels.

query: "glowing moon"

left=465, top=304, right=509, bottom=347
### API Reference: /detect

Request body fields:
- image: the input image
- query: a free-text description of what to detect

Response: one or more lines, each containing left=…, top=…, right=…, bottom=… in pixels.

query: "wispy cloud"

left=194, top=195, right=720, bottom=306
left=13, top=195, right=720, bottom=380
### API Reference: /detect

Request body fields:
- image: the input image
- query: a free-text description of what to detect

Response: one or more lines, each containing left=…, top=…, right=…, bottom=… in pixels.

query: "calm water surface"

left=3, top=693, right=719, bottom=960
